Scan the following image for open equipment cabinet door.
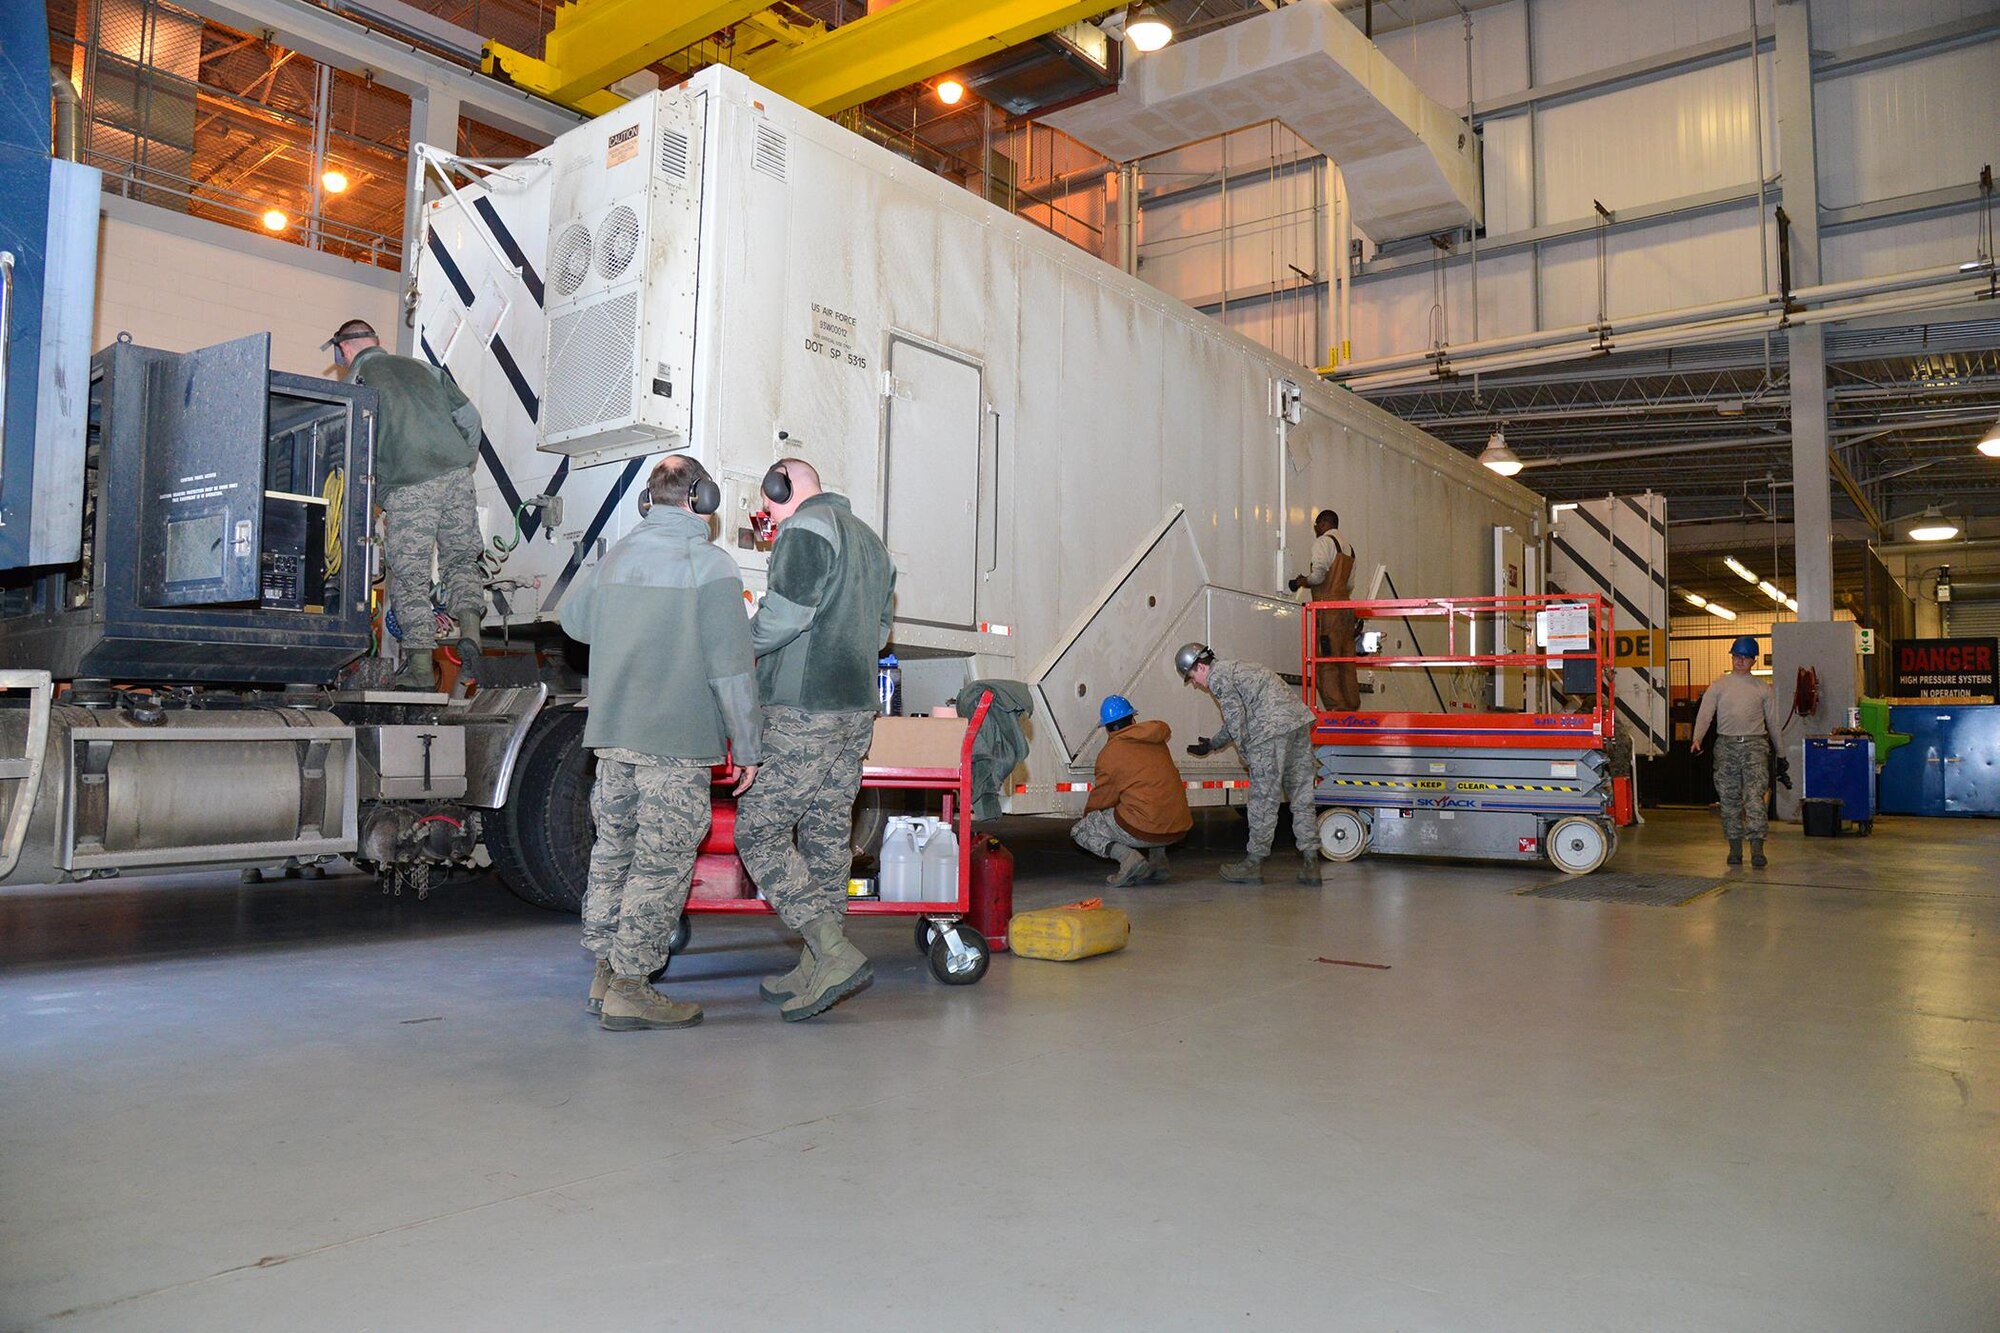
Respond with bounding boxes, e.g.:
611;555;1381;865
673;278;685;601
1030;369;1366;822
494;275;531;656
136;333;272;608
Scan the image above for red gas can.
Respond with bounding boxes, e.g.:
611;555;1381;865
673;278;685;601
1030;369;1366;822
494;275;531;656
968;837;1013;952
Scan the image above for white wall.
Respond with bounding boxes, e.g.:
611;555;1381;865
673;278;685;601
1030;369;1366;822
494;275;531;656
93;195;402;375
1125;0;1996;368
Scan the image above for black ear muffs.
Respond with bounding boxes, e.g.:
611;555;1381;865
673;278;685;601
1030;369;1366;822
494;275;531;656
761;464;792;505
690;476;721;516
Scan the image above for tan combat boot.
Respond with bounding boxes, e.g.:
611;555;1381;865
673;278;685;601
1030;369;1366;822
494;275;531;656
599;976;703;1031
1297;847;1321;884
1220;857;1265;884
452;602;485;684
1106;847;1149;887
778;918;872;1022
586;957;613;1015
759;941;815;1004
388;652;437;692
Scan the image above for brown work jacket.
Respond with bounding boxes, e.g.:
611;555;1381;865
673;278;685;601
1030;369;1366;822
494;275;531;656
1086;720;1194;843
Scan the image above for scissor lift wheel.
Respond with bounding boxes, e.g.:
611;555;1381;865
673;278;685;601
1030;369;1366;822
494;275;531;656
1546;816;1611;876
1317;807;1369;862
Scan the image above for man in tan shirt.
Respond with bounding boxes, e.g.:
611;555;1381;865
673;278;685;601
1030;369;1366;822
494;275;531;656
1691;635;1783;866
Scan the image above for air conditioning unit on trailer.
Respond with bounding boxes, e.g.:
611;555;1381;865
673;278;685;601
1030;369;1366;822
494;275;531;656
541;90;705;459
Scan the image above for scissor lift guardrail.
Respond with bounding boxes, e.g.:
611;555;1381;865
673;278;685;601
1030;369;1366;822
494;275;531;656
1302;595;1619;875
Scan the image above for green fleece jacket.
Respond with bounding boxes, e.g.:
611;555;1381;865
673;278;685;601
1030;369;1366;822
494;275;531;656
559;505;762;764
350;347;481;489
751;493;896;713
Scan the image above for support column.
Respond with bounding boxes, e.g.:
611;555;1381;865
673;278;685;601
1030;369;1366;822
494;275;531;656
400;86;461;356
1775;0;1832;621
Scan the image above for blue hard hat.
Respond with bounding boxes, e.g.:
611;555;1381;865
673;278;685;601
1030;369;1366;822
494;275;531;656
1730;635;1760;658
1098;694;1136;727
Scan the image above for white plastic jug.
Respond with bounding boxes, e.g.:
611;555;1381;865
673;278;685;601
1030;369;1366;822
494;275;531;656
880;823;923;903
920;824;959;902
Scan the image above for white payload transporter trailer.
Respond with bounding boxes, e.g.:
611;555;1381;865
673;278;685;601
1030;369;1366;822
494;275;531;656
414;67;1541;902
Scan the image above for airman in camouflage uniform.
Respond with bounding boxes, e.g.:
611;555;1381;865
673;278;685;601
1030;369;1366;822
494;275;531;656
322;319;486;691
1178;644;1322;884
380;468;486;669
582;749;713;978
1691;635;1782;867
559;455;762;1031
733;706;876;927
736;459;898;1022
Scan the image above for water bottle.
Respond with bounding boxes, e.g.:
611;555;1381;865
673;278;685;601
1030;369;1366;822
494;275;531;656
877;653;903;716
921;823;959;903
879;821;922;902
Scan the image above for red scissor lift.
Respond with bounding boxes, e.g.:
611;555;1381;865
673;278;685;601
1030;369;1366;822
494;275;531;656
677;691;996;985
1302;593;1620;875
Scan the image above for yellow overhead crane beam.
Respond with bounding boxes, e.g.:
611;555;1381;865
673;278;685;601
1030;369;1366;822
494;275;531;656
484;0;772;109
739;0;1115;115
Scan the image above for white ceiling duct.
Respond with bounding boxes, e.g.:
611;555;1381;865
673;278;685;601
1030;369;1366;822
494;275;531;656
1045;0;1479;243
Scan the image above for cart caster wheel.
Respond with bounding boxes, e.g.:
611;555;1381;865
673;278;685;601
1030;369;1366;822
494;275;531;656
927;923;990;986
669;915;692;956
915;918;937;954
1859;820;1873;836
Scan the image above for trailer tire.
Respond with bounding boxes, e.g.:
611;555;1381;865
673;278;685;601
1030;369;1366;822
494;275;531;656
487;707;594;913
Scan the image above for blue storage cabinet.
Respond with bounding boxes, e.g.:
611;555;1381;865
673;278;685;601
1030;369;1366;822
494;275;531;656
1879;706;2000;817
1804;736;1876;829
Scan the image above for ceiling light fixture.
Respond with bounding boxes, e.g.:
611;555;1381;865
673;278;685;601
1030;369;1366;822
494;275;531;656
1479;429;1523;477
1907;505;1961;542
1707;603;1737;622
1125;3;1175;51
1758;580;1787;603
1784;596;1799;613
1723;556;1759;584
321;169;349;194
1978;416;2000;458
1682;591;1708;609
261;208;289;232
934;78;965;105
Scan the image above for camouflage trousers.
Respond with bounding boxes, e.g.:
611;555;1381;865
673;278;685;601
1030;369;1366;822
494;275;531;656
1712;735;1770;841
1070;807;1178;862
1242;725;1320;859
381;466;485;651
735;706;875;933
581;749;711;978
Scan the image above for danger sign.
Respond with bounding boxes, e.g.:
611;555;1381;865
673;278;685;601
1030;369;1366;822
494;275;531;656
1890;637;1998;700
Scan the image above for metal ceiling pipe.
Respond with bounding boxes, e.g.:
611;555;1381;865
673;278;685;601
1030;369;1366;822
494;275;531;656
1332;257;1998;381
1347;279;1992;391
1871;536;2000;555
1518;433;1792;469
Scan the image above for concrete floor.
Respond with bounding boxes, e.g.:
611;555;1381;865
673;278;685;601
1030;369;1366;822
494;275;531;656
2;808;1996;1332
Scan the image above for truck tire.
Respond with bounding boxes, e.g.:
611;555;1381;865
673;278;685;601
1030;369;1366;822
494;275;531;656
487;707;594;913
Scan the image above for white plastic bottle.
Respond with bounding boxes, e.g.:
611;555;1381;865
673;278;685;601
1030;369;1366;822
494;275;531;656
880;822;923;903
921;823;959;902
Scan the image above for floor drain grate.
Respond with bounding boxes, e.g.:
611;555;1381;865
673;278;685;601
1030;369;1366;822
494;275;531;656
1517;872;1726;906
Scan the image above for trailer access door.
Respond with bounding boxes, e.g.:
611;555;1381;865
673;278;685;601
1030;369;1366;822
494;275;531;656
882;337;982;628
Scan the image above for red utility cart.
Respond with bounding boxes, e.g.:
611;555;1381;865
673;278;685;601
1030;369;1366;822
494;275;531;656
674;690;998;985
